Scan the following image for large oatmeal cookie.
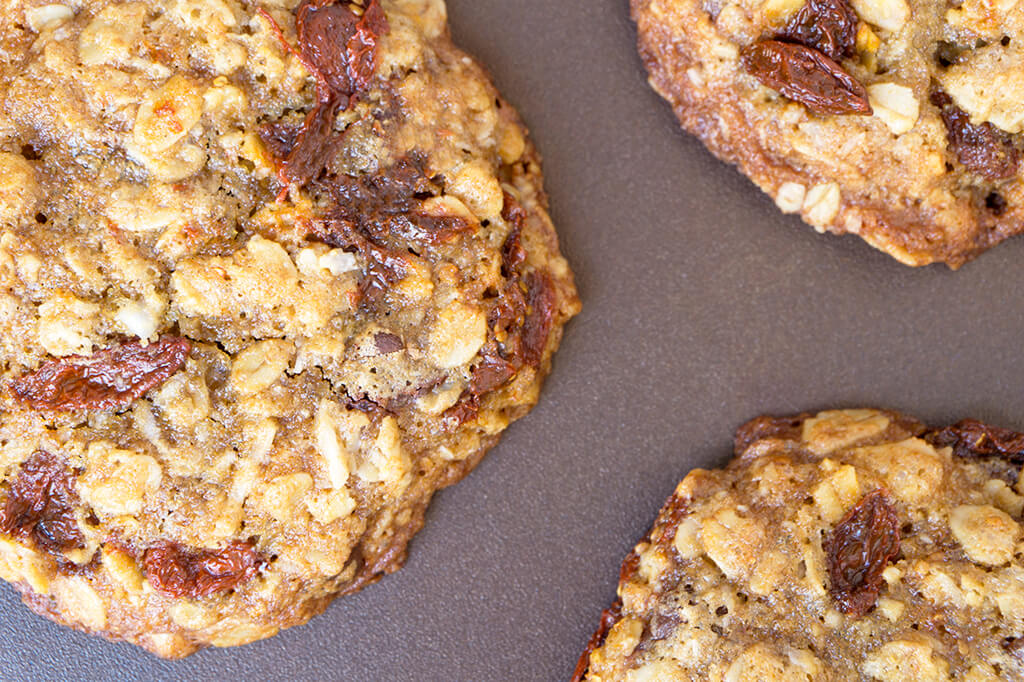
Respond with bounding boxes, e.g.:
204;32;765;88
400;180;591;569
0;0;578;657
632;0;1024;267
575;410;1024;680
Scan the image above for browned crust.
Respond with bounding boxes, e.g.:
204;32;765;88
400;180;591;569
573;491;689;681
571;598;623;682
629;0;1024;268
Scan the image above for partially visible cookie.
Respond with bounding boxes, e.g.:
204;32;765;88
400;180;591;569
632;0;1024;267
575;409;1024;680
0;0;578;657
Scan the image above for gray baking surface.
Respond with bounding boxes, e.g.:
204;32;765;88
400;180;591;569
4;1;1024;680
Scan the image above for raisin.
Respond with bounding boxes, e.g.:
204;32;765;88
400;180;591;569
259;0;388;188
469;354;518;396
823;490;901;616
315;214;409;310
925;419;1024;465
440;396;479;430
932;92;1020;181
779;0;858;60
0;451;84;555
742;40;871;115
986;191;1009;215
295;0;388;102
343;0;388;94
10;336;191;412
143;540;260;599
279;97;343;187
520;271;557;368
257;121;300;160
313;158;478;308
733;414;808;455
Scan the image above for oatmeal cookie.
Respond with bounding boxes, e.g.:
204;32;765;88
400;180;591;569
575;409;1024;680
0;0;579;657
632;0;1024;267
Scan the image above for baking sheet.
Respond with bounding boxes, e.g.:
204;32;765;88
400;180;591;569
5;1;1024;679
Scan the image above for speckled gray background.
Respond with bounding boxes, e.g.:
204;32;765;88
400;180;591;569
4;1;1024;680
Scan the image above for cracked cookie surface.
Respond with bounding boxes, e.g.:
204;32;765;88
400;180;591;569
0;0;578;657
575;409;1024;680
632;0;1024;267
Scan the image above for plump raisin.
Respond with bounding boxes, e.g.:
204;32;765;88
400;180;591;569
143;540;260;599
742;40;871;115
259;0;389;187
0;450;84;555
823;490;901;616
10;336;190;412
779;0;858;60
258;121;300;160
932;92;1020;181
295;0;388;102
925;419;1024;465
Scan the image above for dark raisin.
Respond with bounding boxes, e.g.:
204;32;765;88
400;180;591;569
925;419;1024;465
0;451;84;555
258;121;300;160
742;40;872;115
520;271;557;368
715;605;729;616
143;540;260;599
823;490;901;616
469;354;517;396
295;0;388;101
779;0;858;60
932;92;1020;181
9;336;191;412
733;414;808;454
259;0;389;188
